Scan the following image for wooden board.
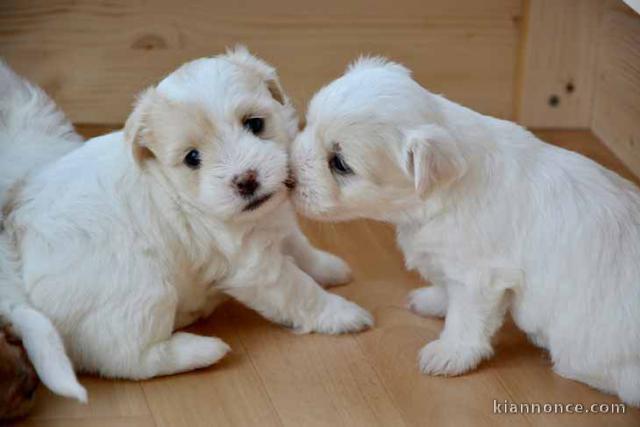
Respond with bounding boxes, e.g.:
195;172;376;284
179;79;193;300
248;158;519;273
0;0;522;124
12;127;639;427
517;0;611;128
592;8;640;178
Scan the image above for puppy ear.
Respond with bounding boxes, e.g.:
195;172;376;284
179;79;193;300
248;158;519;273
124;88;158;165
402;125;466;195
223;45;288;105
266;78;286;105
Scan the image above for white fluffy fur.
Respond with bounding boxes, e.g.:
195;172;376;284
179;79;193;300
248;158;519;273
290;57;640;406
0;62;86;402
0;63;82;214
0;49;372;383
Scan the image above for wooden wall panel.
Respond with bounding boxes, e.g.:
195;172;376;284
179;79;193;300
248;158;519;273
0;0;522;124
592;7;640;177
517;0;608;128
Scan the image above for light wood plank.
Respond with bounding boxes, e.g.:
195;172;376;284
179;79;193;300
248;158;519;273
140;304;283;427
518;0;611;128
27;379;150;421
302;220;530;427
494;343;636;427
0;0;522;124
228;288;407;427
17;416;156;427
592;8;640;178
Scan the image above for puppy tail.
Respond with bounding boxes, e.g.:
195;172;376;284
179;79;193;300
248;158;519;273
8;306;88;403
0;239;87;403
0;60;81;144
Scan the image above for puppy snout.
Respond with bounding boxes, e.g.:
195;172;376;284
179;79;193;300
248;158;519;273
233;169;260;198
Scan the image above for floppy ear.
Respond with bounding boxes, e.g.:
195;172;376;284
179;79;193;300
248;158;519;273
266;78;286;105
402;124;466;194
223;45;288;105
124;88;159;165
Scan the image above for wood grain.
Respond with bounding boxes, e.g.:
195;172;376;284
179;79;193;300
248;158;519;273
228;302;406;427
517;0;611;128
27;379;150;421
141;306;282;427
0;0;522;124
592;8;640;178
11;127;638;427
17;416;156;427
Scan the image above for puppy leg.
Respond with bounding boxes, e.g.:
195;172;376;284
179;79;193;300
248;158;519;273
283;226;352;287
72;286;229;379
132;333;230;379
407;285;448;318
222;256;371;334
90;327;230;380
419;268;512;376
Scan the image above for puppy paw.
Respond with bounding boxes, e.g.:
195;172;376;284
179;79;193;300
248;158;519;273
406;286;447;318
172;333;231;369
418;339;492;376
307;251;353;287
311;295;373;334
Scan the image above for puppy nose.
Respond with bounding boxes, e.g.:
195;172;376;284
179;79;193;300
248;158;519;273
233;169;259;197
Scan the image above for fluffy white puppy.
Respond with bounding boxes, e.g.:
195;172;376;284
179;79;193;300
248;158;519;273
0;63;86;402
0;49;372;381
290;58;640;406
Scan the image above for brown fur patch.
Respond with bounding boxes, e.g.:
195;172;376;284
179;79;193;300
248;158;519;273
266;79;285;105
125;88;158;166
125;88;217;168
0;323;39;421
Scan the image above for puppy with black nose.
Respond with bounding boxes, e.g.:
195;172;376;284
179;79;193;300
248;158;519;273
0;48;372;381
290;57;640;406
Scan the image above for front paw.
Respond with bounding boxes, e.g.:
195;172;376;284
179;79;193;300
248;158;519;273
308;251;353;287
418;339;493;376
311;295;373;334
406;286;447;318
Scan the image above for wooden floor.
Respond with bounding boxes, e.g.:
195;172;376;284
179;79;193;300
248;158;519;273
11;129;640;427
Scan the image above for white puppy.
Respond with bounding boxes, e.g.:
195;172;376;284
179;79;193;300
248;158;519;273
0;63;86;402
290;57;640;406
0;48;372;381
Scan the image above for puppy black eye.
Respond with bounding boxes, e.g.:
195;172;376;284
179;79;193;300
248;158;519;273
184;149;201;169
328;153;353;175
243;117;264;135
